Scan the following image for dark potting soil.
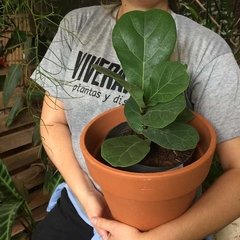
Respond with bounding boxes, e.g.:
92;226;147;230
140;142;194;168
103;122;196;171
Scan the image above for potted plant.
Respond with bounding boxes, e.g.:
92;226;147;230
80;9;217;231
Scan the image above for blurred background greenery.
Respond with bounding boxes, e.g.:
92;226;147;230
178;0;240;63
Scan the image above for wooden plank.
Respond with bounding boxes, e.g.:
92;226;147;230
32;204;48;223
28;189;50;209
0;87;23;110
12;165;45;190
12;188;50;236
12;204;48;236
0;110;34;135
2;146;40;172
0;127;34;154
0;67;8;76
4;14;30;66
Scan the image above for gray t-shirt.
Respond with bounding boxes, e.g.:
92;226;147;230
31;5;240;174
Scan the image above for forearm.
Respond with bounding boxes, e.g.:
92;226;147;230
146;169;240;240
40;122;95;205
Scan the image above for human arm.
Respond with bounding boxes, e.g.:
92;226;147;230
92;137;240;240
40;93;110;232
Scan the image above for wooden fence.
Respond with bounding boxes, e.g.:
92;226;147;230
0;87;49;237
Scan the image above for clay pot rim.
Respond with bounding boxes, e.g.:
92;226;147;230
80;106;217;179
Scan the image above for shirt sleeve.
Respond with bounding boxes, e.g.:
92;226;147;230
189;52;240;143
31;14;74;99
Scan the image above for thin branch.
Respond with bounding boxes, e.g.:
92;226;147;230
193;0;222;30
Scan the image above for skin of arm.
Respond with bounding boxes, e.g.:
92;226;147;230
40;93;110;236
92;137;240;240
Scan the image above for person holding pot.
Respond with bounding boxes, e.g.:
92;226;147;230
31;0;240;239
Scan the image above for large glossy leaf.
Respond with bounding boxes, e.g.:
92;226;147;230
143;123;199;151
145;61;190;105
0;160;22;201
112;9;177;89
92;64;145;108
101;135;150;167
0;202;23;240
141;94;186;128
124;98;144;133
3;64;23;107
176;108;194;123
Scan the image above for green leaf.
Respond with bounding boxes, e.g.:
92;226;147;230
145;61;190;105
124;98;144;133
27;88;44;104
113;9;177;89
3;64;23;107
5;30;27;55
180;3;202;22
23;36;33;63
0;202;23;240
176;108;194;123
143;123;200;151
141;94;186;128
32;123;41;146
0;160;22;201
92;64;145;108
5;96;25;127
43;171;63;195
101;135;151;167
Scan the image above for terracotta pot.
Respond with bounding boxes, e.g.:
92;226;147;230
80;106;217;231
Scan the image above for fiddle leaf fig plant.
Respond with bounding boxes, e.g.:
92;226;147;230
93;9;200;168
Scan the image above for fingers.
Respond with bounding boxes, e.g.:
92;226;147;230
91;217;115;232
91;217;116;240
91;217;141;240
96;227;109;240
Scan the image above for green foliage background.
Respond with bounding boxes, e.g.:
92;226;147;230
178;0;240;64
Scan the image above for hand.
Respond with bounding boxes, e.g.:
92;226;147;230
82;188;111;237
91;217;143;240
84;189;110;219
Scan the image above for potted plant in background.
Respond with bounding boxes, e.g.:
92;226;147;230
80;9;217;231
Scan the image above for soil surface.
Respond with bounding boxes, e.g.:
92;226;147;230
104;122;196;171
